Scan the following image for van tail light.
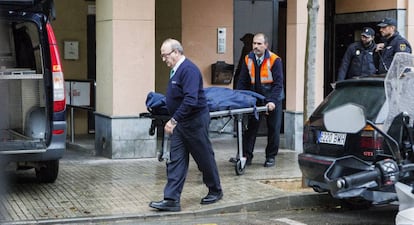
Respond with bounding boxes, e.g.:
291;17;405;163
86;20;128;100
46;23;65;112
359;124;384;158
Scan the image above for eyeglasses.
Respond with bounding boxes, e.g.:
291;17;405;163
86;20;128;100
160;50;175;59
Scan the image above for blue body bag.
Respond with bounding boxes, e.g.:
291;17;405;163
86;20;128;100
145;87;265;116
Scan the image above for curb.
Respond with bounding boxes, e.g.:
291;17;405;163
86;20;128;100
65;141;95;155
1;193;337;225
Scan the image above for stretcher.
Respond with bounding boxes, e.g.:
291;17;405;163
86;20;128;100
141;105;268;175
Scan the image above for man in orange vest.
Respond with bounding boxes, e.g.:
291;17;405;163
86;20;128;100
235;33;285;167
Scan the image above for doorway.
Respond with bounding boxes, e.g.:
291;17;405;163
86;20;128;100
87;13;96;133
233;0;287;135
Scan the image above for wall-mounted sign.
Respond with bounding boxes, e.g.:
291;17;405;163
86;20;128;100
65;80;92;107
64;41;79;60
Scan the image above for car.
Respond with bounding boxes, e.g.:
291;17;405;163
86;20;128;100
0;0;66;183
298;76;390;206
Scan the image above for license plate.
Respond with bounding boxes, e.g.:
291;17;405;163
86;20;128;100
318;131;346;145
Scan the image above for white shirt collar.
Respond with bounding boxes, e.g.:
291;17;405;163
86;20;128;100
256;55;264;62
171;56;186;77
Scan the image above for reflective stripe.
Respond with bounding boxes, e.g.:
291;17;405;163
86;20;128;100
263;60;273;83
245;51;278;84
246;58;254;80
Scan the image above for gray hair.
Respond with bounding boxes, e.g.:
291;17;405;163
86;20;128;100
162;38;184;54
254;33;269;44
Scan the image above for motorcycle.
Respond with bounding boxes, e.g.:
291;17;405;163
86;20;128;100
322;53;414;224
395;182;414;224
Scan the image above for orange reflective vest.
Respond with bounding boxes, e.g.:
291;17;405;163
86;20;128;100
245;51;279;84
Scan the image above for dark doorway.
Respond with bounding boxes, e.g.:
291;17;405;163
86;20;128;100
324;1;389;97
325;21;381;95
87;14;96;133
335;23;379;79
233;0;287;136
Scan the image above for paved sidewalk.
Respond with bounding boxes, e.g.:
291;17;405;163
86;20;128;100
0;135;331;224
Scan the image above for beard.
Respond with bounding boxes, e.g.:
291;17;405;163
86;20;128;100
381;32;393;39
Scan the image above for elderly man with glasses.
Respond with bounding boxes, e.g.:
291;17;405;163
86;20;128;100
149;38;223;212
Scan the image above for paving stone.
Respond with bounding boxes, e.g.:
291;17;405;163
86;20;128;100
0;135;324;224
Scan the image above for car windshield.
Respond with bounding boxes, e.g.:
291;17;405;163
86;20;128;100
314;84;386;121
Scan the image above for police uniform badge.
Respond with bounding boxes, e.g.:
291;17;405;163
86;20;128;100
400;44;407;51
356;50;360;55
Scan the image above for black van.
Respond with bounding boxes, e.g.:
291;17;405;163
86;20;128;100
0;0;66;183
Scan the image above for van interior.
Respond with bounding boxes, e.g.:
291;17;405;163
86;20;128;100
0;19;47;151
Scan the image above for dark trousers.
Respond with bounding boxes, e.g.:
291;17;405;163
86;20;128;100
164;111;222;201
242;101;282;160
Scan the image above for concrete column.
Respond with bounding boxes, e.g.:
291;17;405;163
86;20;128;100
407;0;414;45
285;0;324;152
94;0;156;158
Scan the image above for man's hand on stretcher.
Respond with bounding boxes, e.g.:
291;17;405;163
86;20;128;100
164;102;274;134
265;102;275;115
165;118;177;135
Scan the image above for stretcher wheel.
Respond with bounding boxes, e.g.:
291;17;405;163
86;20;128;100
157;151;164;162
149;122;156;136
235;160;245;175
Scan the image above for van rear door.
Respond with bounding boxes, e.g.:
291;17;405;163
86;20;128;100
0;0;55;19
0;0;65;183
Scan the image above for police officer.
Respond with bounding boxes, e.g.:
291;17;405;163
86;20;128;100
337;27;377;81
376;17;412;74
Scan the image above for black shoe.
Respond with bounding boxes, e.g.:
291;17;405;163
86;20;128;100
149;200;181;212
264;158;275;167
200;191;223;205
246;158;252;166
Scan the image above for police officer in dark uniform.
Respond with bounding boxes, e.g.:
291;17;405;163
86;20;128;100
376;17;412;74
337;27;377;81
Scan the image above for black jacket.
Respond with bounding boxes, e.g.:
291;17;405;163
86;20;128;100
337;41;377;81
237;50;285;104
376;31;412;74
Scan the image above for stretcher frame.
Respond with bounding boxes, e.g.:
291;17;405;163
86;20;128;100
141;105;268;175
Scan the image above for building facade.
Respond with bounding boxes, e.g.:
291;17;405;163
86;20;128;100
53;0;414;158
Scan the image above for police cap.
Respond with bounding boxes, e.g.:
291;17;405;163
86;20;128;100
377;17;397;27
361;27;375;37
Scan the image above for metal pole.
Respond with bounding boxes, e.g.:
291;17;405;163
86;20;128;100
237;114;243;160
71;107;74;143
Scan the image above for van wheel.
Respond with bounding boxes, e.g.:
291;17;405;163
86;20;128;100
36;160;59;183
